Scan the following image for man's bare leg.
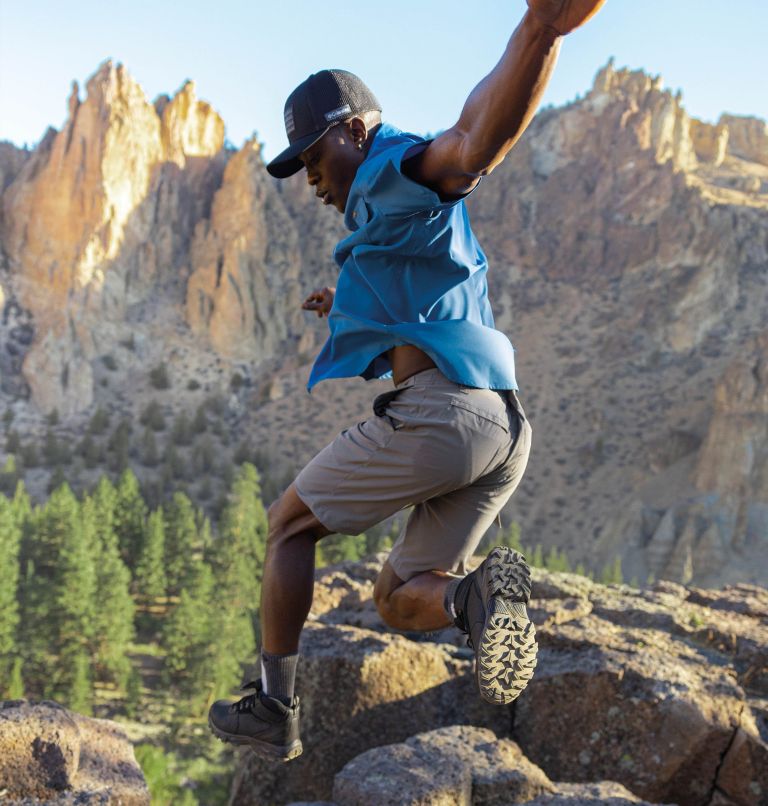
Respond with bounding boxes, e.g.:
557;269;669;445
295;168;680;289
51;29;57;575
261;483;333;654
374;561;453;631
207;483;326;759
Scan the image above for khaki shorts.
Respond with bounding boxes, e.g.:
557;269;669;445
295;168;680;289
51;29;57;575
294;368;532;580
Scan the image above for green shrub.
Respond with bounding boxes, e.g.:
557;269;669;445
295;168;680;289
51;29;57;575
149;364;171;390
140;401;166;432
88;407;110;435
5;429;21;454
134;745;196;806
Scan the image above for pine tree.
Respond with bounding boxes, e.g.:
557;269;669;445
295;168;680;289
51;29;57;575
163;559;227;715
7;657;24;698
171;411;192;446
214;464;267;630
125;666;142;719
140;400;165;432
600;556;623;586
5;429;21;454
107;420;132;473
17;484;77;692
45;485;97;710
135;509;167;603
78;434;102;468
0;494;23;694
82;495;135;688
11;480;32;525
499;522;523;553
0;455;20;496
164;492;199;595
317;534;360;566
141;427;159;467
544;547;571;573
113;469;147;574
88;406;110;435
192;404;208;434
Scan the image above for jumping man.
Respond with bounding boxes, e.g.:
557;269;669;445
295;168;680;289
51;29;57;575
209;0;607;761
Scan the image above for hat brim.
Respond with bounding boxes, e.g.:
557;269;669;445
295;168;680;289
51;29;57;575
266;127;331;178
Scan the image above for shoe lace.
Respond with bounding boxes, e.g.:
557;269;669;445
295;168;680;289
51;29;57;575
230;680;261;714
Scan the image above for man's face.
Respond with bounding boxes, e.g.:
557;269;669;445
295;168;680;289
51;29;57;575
299;122;365;214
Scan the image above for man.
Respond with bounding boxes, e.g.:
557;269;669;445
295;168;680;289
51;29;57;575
209;0;606;762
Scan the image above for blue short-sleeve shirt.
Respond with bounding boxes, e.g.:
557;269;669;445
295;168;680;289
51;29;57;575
307;122;518;391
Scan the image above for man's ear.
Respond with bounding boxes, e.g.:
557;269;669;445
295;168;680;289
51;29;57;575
347;117;368;149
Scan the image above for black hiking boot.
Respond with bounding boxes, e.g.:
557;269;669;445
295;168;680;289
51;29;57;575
208;679;303;762
453;546;537;704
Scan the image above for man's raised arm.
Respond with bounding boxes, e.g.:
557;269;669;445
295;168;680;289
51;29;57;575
404;0;607;197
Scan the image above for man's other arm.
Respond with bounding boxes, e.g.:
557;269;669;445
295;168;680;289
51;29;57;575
403;0;607;197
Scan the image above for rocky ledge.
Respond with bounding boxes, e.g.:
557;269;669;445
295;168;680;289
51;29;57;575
0;700;149;805
232;557;768;806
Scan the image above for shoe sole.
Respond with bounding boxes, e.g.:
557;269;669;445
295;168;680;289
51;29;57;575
207;715;303;762
476;547;538;705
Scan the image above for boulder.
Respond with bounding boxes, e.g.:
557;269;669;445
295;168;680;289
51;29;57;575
0;700;149;805
515;571;768;806
332;725;552;805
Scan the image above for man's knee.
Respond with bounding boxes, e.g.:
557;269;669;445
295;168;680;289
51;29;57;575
373;587;398;627
266;484;332;549
373;563;407;628
266;496;288;545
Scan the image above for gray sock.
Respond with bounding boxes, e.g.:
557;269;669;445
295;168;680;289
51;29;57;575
260;650;299;705
444;577;462;621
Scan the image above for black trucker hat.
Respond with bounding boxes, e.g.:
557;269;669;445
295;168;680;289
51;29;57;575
266;69;381;179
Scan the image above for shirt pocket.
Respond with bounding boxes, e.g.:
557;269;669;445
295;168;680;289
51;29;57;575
350;197;373;226
449;398;509;432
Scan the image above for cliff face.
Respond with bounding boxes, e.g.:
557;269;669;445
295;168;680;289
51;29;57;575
186;138;306;361
1;62;229;414
1;60;766;588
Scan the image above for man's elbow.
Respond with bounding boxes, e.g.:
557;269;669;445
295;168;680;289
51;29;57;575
458;138;509;180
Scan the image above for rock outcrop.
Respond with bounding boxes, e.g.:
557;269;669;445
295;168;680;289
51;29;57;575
1;61;228;414
719;114;768;167
0;142;30;195
0;699;149;804
186;137;304;361
230;558;768;806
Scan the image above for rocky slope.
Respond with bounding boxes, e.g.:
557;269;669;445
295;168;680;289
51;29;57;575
229;556;767;806
0;60;766;587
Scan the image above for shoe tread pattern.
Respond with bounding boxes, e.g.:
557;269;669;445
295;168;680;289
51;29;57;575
208;715;303;762
477;547;538;705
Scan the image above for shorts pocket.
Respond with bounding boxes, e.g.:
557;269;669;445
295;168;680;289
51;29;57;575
449;398;509;432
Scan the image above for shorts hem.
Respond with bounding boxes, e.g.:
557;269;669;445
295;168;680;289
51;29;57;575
293;483;343;535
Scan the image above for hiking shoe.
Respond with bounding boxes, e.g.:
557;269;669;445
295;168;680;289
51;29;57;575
454;547;537;704
208;679;303;762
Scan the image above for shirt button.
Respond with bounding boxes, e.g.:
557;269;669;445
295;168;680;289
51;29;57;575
352;211;357;218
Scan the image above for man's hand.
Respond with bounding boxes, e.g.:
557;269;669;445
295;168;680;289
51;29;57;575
526;0;607;36
302;286;335;318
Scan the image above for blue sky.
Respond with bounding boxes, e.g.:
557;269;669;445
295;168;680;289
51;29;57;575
1;1;766;161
